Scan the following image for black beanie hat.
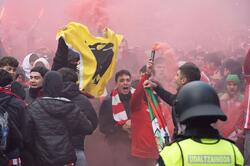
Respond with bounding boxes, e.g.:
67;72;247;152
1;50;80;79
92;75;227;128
30;66;49;77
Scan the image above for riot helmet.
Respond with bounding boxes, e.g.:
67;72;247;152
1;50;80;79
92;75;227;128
174;81;227;124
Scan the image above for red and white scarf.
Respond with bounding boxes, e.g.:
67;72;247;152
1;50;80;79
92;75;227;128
9;158;21;166
111;88;135;125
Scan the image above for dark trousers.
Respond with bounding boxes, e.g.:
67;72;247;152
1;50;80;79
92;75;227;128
244;129;250;165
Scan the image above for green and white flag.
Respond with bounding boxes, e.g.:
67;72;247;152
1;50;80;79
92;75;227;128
145;88;170;152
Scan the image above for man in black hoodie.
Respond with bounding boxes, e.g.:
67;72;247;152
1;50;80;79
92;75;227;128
22;71;93;166
58;67;98;166
0;69;25;166
52;38;80;72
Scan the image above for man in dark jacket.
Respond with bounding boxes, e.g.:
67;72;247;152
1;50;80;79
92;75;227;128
58;67;98;166
99;69;140;166
24;66;49;104
144;62;201;139
0;69;25;166
22;71;93;166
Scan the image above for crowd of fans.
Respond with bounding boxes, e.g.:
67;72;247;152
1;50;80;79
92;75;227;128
0;36;248;166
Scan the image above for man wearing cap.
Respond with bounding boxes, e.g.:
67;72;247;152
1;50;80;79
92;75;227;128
157;81;244;166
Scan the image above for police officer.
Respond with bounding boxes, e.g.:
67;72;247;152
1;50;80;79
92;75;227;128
157;81;244;166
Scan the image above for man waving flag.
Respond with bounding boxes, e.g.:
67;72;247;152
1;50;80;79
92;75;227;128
56;22;123;97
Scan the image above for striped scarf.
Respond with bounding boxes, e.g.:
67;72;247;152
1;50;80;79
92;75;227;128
111;88;135;125
9;158;21;166
8;157;74;166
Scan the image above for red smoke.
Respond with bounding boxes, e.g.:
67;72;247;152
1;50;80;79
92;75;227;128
0;0;249;60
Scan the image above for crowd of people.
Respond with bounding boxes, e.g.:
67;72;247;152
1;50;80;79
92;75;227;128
0;36;248;166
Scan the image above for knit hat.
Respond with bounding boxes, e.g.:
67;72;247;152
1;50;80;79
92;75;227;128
226;74;240;85
33;57;50;70
30;66;49;78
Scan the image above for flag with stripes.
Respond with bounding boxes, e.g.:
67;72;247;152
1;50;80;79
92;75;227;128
145;88;170;151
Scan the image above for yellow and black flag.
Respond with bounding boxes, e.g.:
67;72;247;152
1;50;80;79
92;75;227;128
56;22;123;97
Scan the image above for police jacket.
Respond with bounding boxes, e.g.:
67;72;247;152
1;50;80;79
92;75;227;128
158;125;244;166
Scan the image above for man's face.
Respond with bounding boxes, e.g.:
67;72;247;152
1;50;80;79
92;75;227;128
226;81;239;97
1;65;17;80
116;74;132;95
194;56;204;67
174;70;187;90
154;63;166;81
30;72;43;88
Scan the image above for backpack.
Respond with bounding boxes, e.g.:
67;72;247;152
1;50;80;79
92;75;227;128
0;104;9;166
0;105;8;151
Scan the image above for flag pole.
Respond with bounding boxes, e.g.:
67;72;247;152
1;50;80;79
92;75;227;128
244;49;250;129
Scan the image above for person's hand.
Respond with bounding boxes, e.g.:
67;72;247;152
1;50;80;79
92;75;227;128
124;120;131;128
143;79;158;89
122;120;131;136
122;120;131;131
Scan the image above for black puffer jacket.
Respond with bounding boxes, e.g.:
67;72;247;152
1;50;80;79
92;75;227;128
0;91;25;159
23;97;93;166
62;82;98;150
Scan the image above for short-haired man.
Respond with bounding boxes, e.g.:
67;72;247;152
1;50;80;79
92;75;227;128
0;56;25;99
99;69;139;166
144;62;201;139
25;66;49;104
0;56;19;80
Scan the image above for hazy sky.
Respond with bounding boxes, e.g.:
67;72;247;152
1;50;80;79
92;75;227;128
0;0;249;58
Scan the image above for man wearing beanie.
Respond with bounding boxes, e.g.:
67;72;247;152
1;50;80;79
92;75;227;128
22;71;93;166
24;66;49;104
218;74;244;152
220;74;243;101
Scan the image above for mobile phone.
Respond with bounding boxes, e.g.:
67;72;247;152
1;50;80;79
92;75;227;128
150;50;155;62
